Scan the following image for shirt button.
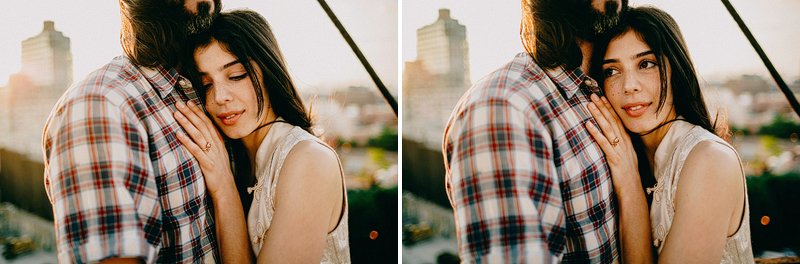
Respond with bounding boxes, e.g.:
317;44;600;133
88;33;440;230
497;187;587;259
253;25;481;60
582;77;601;93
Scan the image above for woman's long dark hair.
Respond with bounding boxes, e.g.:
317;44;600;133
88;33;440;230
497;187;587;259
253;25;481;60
181;9;314;210
590;6;728;201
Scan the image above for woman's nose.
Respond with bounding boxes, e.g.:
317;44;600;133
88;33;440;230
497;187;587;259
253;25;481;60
622;73;642;94
211;84;233;105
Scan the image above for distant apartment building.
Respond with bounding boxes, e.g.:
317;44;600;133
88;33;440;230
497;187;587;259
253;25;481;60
415;9;469;88
0;21;72;159
21;21;72;90
404;9;470;148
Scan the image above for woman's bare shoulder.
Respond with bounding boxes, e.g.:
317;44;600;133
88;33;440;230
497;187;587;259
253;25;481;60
280;139;341;189
677;139;744;206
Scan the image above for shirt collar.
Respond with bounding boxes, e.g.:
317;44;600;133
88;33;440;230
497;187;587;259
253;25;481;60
543;66;601;99
137;65;194;98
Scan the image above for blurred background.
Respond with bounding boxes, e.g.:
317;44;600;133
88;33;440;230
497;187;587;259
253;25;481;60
0;0;398;262
401;1;800;263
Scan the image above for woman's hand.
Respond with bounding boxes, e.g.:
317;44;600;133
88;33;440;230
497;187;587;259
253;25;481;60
175;101;254;263
584;93;642;196
586;93;654;263
173;100;235;198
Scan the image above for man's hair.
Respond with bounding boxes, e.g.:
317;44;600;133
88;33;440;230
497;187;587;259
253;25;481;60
119;0;184;68
521;0;626;69
119;0;220;68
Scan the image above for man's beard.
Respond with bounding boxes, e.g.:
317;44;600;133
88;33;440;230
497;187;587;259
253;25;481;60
591;0;626;35
184;0;221;34
575;0;628;40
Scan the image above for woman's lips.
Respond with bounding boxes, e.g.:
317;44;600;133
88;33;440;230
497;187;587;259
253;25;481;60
217;110;244;126
622;102;651;118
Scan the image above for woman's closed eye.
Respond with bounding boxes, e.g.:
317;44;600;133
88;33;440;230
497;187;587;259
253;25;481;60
229;73;247;81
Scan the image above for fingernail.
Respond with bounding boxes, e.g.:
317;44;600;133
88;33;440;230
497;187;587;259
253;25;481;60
187;101;195;107
176;102;185;109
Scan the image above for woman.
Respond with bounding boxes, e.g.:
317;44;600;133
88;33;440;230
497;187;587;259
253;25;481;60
585;6;753;263
173;10;351;263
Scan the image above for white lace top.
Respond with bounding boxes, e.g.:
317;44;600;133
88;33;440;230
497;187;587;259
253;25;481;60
648;120;753;263
246;121;351;263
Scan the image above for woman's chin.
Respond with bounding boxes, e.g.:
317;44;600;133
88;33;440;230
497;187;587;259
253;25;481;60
222;130;246;140
621;122;650;135
627;125;660;136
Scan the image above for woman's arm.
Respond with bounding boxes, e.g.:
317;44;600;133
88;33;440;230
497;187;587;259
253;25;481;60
173;101;254;263
209;183;254;263
256;140;344;263
657;141;745;263
585;94;654;263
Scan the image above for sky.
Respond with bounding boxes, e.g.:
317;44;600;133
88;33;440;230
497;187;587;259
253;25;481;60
0;0;398;96
402;0;800;84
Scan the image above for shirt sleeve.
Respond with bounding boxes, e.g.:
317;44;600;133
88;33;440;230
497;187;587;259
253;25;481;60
443;97;563;263
43;91;162;263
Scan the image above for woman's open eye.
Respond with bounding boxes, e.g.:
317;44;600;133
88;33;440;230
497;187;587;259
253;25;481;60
229;73;247;81
640;60;658;69
603;67;619;78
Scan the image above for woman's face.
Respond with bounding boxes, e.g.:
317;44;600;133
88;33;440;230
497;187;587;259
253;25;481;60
194;40;268;139
601;29;675;134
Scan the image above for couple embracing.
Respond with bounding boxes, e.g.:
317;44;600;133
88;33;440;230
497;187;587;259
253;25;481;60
43;0;349;263
444;0;754;263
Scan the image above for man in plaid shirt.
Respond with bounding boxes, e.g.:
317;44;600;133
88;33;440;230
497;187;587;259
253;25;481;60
443;0;628;262
42;0;222;263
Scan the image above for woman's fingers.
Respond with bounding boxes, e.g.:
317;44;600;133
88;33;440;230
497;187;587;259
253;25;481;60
585;121;617;163
186;101;219;140
598;96;636;155
176;101;214;144
587;101;619;147
174;110;209;151
590;93;622;139
600;96;627;135
176;131;209;164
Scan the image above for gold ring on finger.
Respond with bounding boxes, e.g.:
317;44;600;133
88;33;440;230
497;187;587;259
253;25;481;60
611;137;620;147
201;142;211;152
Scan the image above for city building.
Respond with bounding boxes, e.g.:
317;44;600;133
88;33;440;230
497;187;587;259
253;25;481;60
21;21;72;90
0;21;72;159
403;9;470;148
415;9;469;88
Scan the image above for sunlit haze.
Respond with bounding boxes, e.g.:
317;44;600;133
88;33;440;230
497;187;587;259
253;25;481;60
402;0;800;84
0;0;398;95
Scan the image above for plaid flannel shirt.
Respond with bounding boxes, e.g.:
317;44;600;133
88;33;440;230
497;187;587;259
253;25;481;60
43;56;219;263
443;52;619;263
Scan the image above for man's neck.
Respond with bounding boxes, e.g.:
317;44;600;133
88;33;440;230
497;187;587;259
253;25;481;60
578;39;593;73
